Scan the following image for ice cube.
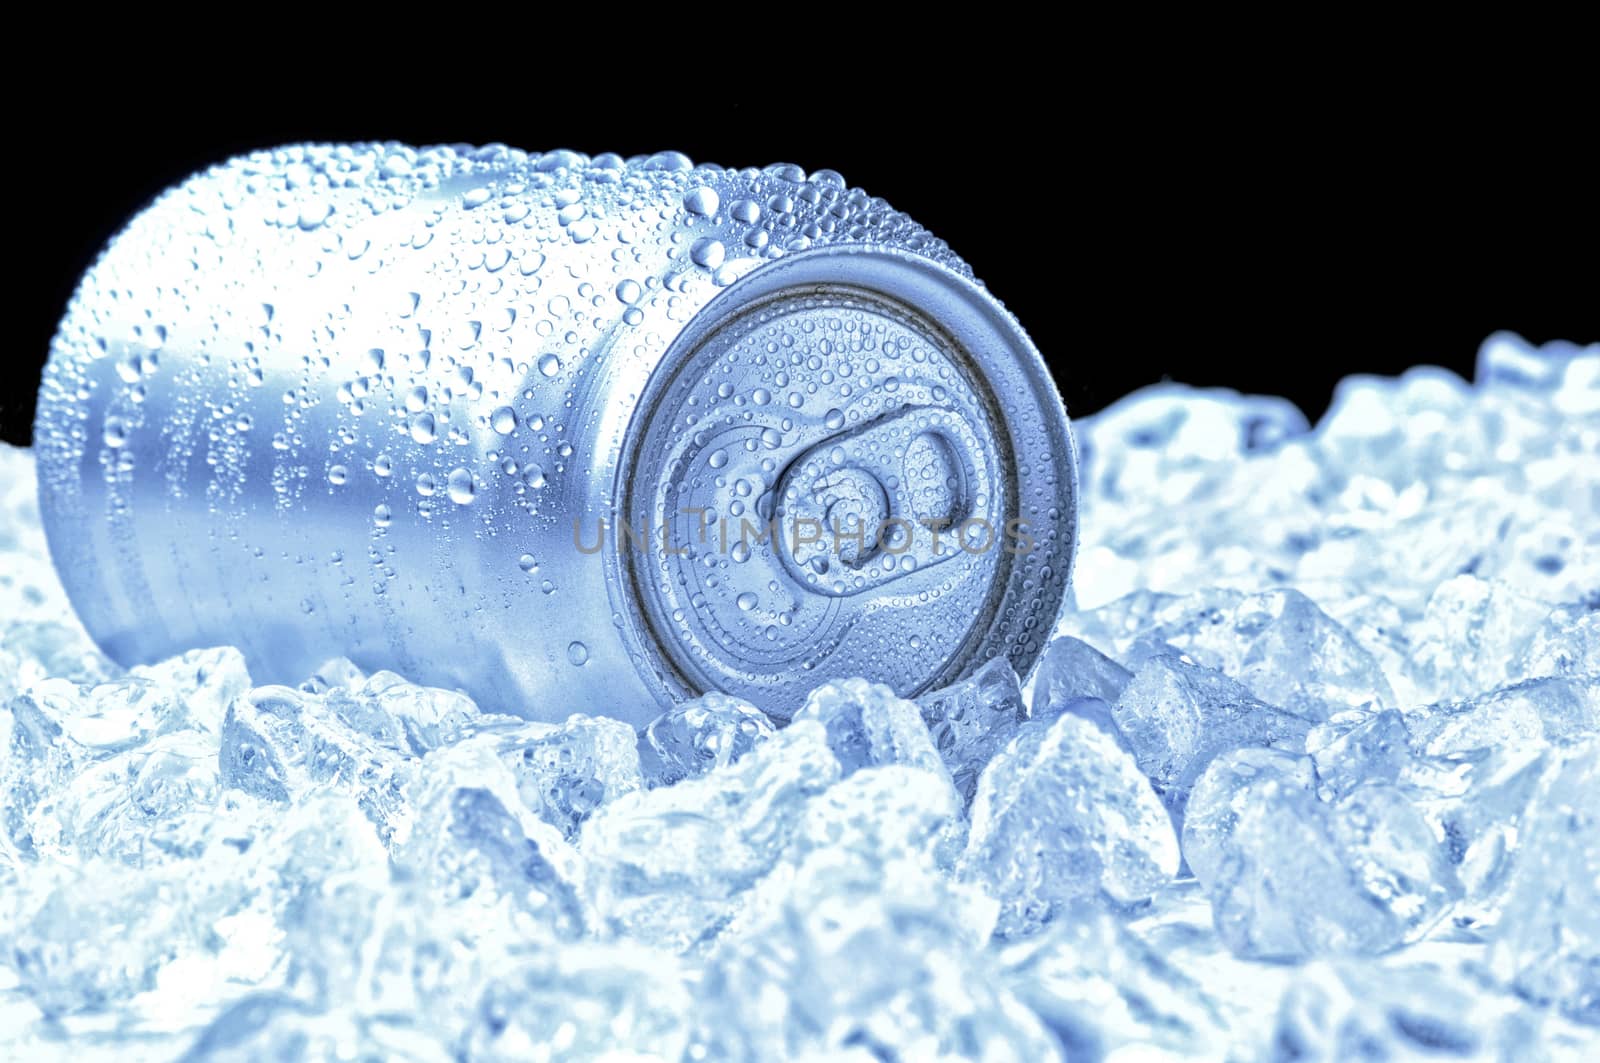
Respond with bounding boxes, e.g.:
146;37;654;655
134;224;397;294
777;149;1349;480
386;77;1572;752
1030;635;1132;718
1112;654;1314;821
1181;747;1318;888
254;792;392;1002
1271;959;1569;1061
219;685;413;842
54;730;221;866
1401;744;1551;931
1488;741;1600;1026
1405;676;1599;756
130;646;252;733
324;669;479;755
1184;748;1458;959
916;657;1027;803
1408;574;1551;701
793;677;951;781
998;901;1228;1059
790;764;960;868
700;851;1060;1061
1306;708;1412;797
1064;587;1394;720
637;691;775;788
493;714;642;840
1511;603;1600;682
392;738;588;941
961;712;1179;937
9;853;253;1018
580;720;840;952
12;668;232;756
464;945;693;1061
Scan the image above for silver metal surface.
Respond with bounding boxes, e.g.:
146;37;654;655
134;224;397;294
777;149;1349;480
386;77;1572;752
35;144;1076;724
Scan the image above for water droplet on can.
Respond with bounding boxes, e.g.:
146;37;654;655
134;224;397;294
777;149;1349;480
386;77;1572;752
683;187;720;217
690;238;726;270
446;467;476;504
408;413;437;444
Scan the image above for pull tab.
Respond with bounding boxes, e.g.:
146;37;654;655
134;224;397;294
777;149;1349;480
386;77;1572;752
773;405;993;597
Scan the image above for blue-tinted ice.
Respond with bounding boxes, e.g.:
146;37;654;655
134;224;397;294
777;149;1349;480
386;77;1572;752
3;331;1598;1058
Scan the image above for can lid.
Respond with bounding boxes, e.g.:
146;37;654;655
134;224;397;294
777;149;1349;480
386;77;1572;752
621;249;1075;717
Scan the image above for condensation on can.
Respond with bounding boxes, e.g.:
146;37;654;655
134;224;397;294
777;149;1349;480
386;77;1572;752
34;144;1077;726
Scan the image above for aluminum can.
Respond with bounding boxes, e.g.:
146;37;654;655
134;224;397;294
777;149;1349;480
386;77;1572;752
35;144;1076;726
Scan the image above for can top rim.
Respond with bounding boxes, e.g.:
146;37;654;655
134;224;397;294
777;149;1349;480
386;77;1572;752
613;245;1077;717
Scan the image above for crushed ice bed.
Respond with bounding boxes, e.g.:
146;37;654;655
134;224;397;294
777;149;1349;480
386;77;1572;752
1;332;1596;1060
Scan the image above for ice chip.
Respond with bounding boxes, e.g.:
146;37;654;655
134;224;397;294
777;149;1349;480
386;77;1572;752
580;719;840;951
1476;330;1600;401
1031;634;1132;718
393;738;589;940
12;671;221;754
1306;707;1412;797
219;685;413;842
322;669;479;755
464;945;693;1061
1223;588;1397;718
638;691;775;787
999;902;1228;1059
56;729;221;866
1488;741;1600;1025
1065;587;1394;720
1405;676;1599;756
1511;603;1600;682
916;656;1027;802
793;676;950;780
1401;743;1551;930
4;683;94;857
790;764;961;868
700;851;1061;1061
1271;959;1568;1062
1409;574;1551;702
492;714;642;840
961;712;1179;937
1181;747;1318;888
1185;748;1459;960
1112;654;1313;821
130;646;252;733
256;793;391;1001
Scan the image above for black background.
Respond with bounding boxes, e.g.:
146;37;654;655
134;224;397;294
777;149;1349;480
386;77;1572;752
7;83;1593;445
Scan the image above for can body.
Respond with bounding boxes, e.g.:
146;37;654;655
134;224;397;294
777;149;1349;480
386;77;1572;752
35;144;1076;726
